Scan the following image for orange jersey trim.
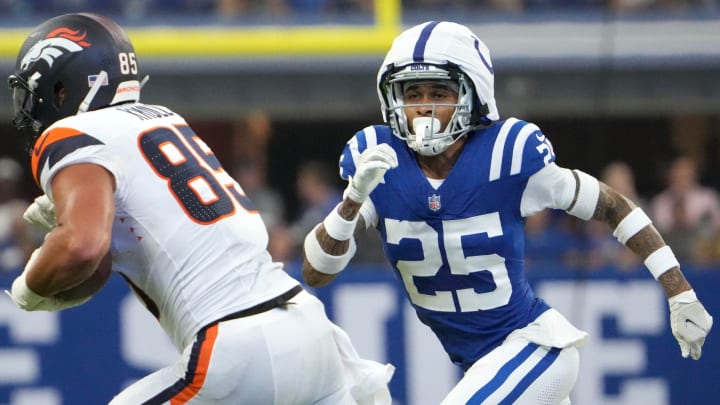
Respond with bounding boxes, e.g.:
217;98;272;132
31;127;86;186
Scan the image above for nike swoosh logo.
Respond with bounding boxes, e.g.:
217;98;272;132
685;318;708;333
34;133;49;156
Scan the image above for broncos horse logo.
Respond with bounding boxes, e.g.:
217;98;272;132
20;27;91;71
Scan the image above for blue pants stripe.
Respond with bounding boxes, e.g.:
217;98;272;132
499;347;562;404
465;342;539;404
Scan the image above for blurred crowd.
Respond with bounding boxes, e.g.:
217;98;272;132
0;0;373;19
4;111;720;278
525;156;720;274
0;157;41;275
1;0;717;20
405;0;719;14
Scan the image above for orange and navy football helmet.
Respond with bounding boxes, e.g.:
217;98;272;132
8;13;142;150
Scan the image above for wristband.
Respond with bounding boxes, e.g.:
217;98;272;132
304;225;357;275
322;204;358;241
5;275;91;312
644;246;680;279
7;271;47;310
613;207;652;245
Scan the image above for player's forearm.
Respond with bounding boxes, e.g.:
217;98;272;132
301;225;348;287
624;225;691;296
25;227;109;296
301;261;338;287
302;198;364;287
339;197;363;221
593;183;691;297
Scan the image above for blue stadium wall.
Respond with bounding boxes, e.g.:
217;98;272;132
1;264;717;405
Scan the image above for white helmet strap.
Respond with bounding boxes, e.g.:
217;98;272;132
77;70;107;114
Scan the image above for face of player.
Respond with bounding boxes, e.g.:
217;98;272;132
402;81;459;134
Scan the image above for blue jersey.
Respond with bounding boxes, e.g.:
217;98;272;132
339;118;556;370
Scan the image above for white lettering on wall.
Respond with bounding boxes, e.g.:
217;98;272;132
0;299;61;405
404;303;459;404
119;293;177;371
335;284;395;363
332;283;459;405
537;280;669;405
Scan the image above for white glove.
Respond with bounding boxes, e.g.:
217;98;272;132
4;249;90;311
23;195;57;232
345;144;398;203
669;290;713;360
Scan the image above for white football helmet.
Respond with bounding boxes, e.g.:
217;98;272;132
377;21;499;156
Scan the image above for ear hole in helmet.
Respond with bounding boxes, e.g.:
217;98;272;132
53;82;65;108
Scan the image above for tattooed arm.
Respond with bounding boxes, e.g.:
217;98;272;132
302;199;365;288
593;183;692;298
553;165;713;360
302;144;397;288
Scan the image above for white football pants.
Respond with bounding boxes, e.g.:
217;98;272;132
109;290;393;405
441;336;580;405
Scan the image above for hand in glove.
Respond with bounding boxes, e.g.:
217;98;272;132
23;195;57;232
669;290;713;360
345;144;398;203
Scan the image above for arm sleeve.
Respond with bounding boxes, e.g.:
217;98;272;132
520;163;577;217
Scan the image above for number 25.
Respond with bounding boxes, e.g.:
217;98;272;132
385;213;512;312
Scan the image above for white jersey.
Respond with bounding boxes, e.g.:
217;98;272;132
31;103;299;349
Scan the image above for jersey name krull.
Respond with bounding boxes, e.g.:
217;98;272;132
117;104;175;120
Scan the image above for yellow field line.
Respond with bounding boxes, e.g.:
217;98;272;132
0;0;400;58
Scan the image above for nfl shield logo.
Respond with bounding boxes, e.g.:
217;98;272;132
428;194;441;212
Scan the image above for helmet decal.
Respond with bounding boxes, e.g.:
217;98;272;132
412;21;441;61
20;28;91;71
472;37;494;75
47;27;91;45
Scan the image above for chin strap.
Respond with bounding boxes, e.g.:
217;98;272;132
77;70;107;114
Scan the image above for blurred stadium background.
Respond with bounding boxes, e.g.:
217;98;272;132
0;1;719;404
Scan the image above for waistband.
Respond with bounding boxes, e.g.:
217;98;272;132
202;284;304;331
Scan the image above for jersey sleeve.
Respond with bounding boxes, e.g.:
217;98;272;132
520;163;577;217
339;125;390;182
338;125;389;229
338;138;358;182
31;124;119;196
487;118;557;183
513;119;556;179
